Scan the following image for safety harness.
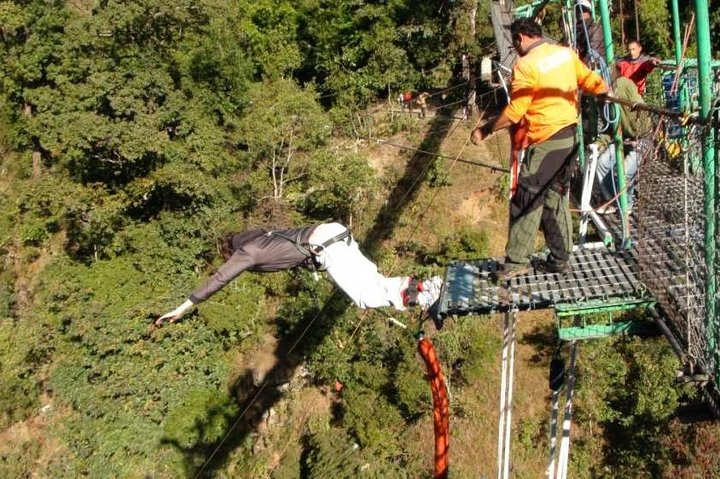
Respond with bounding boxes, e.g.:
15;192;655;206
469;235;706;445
269;226;353;270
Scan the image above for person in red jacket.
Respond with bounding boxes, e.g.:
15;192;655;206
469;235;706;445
617;40;660;95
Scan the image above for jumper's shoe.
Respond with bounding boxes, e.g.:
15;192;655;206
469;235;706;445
401;277;422;308
417;276;444;330
401;276;442;306
401;276;445;329
416;276;443;311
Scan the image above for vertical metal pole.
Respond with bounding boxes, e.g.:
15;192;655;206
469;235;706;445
619;0;625;45
497;312;509;479
503;310;516;479
597;0;629;240
569;0;586;170
596;0;614;62
694;0;717;376
671;0;682;66
466;1;478;119
670;0;689;119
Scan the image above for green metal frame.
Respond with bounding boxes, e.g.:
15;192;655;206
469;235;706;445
513;0;553;20
558;320;656;341
694;0;718;388
508;0;719;390
555;299;655;341
555;298;655;317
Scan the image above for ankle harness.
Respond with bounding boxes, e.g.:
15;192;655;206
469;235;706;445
402;277;423;307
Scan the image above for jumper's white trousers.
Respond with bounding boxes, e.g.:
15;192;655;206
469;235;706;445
309;223;408;311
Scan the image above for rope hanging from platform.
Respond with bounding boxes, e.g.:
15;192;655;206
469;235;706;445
497;309;518;479
546;341;578;479
579;143;601;245
546;386;561;478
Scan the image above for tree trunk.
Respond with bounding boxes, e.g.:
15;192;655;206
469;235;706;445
464;2;478;119
619;0;626;45
32;151;41;177
23;103;42;177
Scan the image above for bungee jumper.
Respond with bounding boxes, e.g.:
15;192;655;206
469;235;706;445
156;222;443;325
158;222;451;476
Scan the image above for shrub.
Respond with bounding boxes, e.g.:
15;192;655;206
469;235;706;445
436;226;490;262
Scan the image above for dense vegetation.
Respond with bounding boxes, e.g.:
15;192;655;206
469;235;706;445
1;1;719;477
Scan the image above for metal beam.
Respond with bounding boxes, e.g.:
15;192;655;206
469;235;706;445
694;0;718;390
555;299;655;317
671;0;682;67
558;320;656;341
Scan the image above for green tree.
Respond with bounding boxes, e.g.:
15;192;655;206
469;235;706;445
238;78;331;202
301;149;376;222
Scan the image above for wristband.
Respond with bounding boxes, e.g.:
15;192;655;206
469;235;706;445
480;122;493;137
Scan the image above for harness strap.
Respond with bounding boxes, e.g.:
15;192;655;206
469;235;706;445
307;228;352;255
268;228;315;258
269;226;353;270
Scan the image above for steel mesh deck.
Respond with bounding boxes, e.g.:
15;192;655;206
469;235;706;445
437;243;644;317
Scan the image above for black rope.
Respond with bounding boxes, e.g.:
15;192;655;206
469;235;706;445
602;94;715;127
363;137;510;173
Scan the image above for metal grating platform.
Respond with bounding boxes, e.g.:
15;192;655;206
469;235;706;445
437;243;647;317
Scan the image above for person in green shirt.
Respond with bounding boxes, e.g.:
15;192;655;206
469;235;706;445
593;75;653;213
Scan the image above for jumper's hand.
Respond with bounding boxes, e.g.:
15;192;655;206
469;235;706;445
155;311;182;326
155;300;194;326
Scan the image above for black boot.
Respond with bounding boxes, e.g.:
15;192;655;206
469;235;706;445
543;255;571;274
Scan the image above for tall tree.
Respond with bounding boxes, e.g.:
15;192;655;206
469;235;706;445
238;78;330;202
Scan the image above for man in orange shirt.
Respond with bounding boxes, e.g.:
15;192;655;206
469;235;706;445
471;19;608;278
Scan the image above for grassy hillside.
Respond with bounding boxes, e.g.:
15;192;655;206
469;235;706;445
3;104;719;478
2;3;719;475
